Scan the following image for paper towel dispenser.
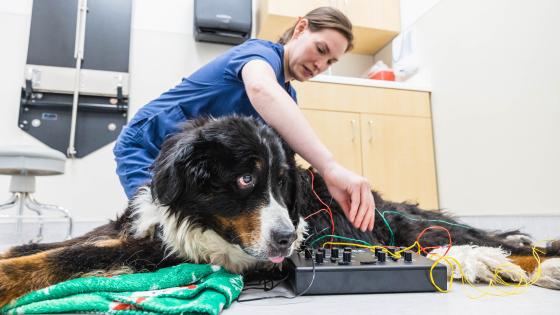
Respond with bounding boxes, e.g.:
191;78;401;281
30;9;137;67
194;0;252;45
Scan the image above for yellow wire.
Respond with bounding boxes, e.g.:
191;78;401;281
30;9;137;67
319;241;544;298
428;246;544;299
320;241;423;259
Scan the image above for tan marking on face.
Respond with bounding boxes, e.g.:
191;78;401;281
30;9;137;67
255;159;263;171
0;249;63;307
216;212;262;247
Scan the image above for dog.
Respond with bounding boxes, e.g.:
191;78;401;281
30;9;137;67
1;115;559;306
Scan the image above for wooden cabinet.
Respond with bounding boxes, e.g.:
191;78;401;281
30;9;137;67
257;0;401;55
300;109;363;175
360;114;438;210
293;80;439;209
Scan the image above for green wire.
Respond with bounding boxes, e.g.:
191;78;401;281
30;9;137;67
309;234;373;247
381;210;472;229
377;209;472;246
307;208;471;248
376;208;396;246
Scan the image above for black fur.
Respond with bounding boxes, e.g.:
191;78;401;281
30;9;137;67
0;115;556;305
297;170;534;256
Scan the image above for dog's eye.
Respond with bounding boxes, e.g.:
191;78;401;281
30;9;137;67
237;174;255;189
278;176;287;187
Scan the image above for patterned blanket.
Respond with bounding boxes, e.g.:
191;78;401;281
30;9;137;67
0;263;243;314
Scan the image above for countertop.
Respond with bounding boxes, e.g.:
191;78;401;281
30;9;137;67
309;74;431;92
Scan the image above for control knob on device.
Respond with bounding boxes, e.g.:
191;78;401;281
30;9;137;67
315;250;324;264
331;247;339;258
404;251;413;262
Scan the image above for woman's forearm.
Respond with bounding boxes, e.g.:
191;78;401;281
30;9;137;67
242;60;336;175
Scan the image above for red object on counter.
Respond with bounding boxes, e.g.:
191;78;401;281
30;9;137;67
368;70;395;81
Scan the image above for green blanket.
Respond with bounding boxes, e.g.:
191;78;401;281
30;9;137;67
0;263;243;315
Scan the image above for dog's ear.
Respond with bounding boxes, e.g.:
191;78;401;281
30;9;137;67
151;135;212;207
280;139;296;161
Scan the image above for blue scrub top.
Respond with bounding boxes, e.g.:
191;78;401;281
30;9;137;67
113;39;297;198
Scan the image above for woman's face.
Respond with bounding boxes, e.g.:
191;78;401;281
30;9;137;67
284;20;349;82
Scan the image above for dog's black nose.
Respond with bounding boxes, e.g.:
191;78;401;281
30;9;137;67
271;229;296;250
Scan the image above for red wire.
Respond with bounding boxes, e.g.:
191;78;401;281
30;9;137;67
415;225;453;256
305;171;454;257
307;169;335;244
304;208;328;220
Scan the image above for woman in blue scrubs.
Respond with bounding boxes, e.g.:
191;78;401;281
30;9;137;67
114;7;375;232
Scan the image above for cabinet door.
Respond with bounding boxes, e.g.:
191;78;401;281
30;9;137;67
339;0;400;31
298;109;363;175
258;0;330;41
264;0;330;17
361;114;439;209
335;0;400;54
257;0;399;54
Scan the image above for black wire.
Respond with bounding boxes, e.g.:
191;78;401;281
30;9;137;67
237;251;317;302
237;195;331;303
242;273;290;292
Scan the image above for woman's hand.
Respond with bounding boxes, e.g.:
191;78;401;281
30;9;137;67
241;61;375;231
321;162;375;232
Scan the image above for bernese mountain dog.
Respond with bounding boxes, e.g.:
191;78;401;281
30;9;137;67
0;116;558;305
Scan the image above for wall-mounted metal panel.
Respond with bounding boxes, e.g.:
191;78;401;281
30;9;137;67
21;0;132;158
19;90;128;158
27;0;79;68
82;0;132;72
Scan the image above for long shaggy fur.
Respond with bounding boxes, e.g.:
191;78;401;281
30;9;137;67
1;116;558;306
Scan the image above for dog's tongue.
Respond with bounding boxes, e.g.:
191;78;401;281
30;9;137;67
268;256;285;263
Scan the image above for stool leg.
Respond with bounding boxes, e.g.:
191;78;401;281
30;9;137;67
16;193;25;236
23;194;45;243
0;194;18;211
27;196;73;240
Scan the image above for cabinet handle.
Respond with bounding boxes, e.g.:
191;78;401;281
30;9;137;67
350;119;357;142
368;120;374;142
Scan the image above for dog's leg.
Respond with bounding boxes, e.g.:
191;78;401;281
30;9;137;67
428;246;560;290
1;242;65;260
508;254;560;290
428;245;529;284
0;248;64;306
0;237;182;307
1;223;122;260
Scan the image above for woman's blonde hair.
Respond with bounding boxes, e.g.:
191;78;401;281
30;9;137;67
277;7;354;52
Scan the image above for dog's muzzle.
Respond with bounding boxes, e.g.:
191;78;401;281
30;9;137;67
267;228;296;263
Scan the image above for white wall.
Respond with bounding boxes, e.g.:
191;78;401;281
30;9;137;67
385;0;560;215
0;0;233;221
0;0;373;222
400;0;441;30
6;0;556;221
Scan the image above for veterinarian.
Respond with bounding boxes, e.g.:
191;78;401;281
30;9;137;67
113;7;375;232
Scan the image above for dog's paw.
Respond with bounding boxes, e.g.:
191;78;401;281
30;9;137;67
532;258;560;290
428;245;528;283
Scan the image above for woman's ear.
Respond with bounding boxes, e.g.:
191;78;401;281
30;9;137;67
291;17;309;40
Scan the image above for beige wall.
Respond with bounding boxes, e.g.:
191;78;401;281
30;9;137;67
380;0;560;215
0;0;373;222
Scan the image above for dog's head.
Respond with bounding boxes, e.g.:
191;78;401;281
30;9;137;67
149;116;305;271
